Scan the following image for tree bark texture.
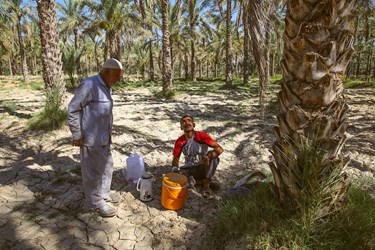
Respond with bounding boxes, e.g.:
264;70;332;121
225;0;233;87
243;2;250;85
161;0;172;90
37;0;65;94
269;0;357;218
189;0;196;81
16;18;29;82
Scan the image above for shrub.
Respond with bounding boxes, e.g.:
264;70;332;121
204;180;375;249
28;87;66;131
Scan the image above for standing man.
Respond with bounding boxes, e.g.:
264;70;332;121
172;115;224;198
68;58;122;217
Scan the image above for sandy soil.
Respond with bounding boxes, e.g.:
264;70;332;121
0;76;374;249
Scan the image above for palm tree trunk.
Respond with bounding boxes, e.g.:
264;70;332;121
264;14;271;83
73;28;82;77
269;0;357;219
225;0;233;87
348;14;359;77
106;30;121;61
189;0;196;82
178;58;182;78
247;0;267;113
8;57;13;76
356;49;361;76
243;3;250;85
161;0;172;90
149;38;155;81
140;0;155;81
364;4;371;80
94;41;100;72
191;41;196;81
115;32;122;61
37;0;65;97
104;42;108;62
270;53;275;76
170;40;174;79
214;53;219;77
16;18;29;82
184;53;189;79
366;47;372;80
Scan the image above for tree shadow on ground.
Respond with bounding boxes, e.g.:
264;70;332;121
0;130;106;249
1;84;373;249
0;99;42;120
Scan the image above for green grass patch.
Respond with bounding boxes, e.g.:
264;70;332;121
17;78;44;90
154;89;177;99
115;76;284;96
28;107;66;131
29;81;44;90
270;74;283;83
344;77;375;88
3;101;18;114
114;79;161;91
27;88;66;131
204;180;375;249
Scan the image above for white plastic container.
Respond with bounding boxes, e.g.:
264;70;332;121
125;153;145;184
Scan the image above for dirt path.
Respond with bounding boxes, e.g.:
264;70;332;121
0;78;374;249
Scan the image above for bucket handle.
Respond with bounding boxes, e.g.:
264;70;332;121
136;178;142;191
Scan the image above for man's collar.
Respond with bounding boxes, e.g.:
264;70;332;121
184;131;195;140
97;74;110;89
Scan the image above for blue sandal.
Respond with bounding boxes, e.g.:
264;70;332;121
95;204;117;217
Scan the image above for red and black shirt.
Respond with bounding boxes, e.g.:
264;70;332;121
173;131;215;158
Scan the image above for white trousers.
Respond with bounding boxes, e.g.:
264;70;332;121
80;145;113;209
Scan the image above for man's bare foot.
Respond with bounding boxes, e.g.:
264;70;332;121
202;179;212;198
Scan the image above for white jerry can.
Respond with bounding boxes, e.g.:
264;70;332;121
124;152;145;184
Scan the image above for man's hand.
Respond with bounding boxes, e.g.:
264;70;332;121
202;155;210;166
72;138;83;147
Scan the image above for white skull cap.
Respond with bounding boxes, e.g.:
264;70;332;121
102;58;123;70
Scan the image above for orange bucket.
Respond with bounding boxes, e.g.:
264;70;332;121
161;173;188;210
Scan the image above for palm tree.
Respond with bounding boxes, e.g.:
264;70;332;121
58;0;86;50
84;0;132;61
23;21;41;75
136;0;156;81
188;0;197;81
58;0;86;77
269;0;357;220
161;0;172;90
84;27;104;72
37;0;65;93
245;0;273;115
241;0;250;85
182;0;211;81
6;0;30;82
0;11;15;75
348;0;373;79
224;0;233;87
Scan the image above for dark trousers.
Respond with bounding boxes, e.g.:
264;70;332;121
180;157;219;181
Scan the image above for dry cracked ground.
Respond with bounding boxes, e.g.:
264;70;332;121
0;76;374;249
